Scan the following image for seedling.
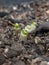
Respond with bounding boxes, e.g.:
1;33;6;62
14;23;19;30
19;29;28;41
25;25;32;33
25;22;37;33
32;21;37;26
31;22;37;31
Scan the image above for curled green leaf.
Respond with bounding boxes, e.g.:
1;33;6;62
21;29;28;35
14;23;19;30
32;22;37;26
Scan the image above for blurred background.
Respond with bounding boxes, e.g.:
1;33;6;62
0;0;49;6
0;0;33;6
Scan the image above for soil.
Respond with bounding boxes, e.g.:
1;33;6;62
0;0;49;65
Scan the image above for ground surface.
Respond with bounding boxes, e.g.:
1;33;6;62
0;0;49;65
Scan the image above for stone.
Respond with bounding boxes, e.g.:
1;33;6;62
0;53;5;65
35;37;41;44
40;61;48;65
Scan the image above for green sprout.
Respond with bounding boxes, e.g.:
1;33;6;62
14;23;19;30
30;22;37;31
25;25;31;29
20;29;28;41
25;25;32;33
32;22;37;26
19;22;37;41
21;29;28;35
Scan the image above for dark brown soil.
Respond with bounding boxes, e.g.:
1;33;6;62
0;0;49;65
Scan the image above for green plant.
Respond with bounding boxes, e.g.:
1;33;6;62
14;23;19;30
32;21;37;26
19;29;28;41
31;22;37;31
21;29;28;36
25;25;32;33
24;22;37;33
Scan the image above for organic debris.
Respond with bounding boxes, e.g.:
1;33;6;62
0;0;49;65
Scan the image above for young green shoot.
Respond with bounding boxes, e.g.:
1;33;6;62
32;21;37;26
14;23;19;30
20;29;28;41
25;25;32;33
21;29;28;35
31;21;37;31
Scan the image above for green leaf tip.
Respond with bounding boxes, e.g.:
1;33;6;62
14;23;19;29
32;22;37;26
21;29;28;35
25;25;31;30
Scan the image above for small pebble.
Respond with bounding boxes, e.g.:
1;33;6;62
46;10;49;14
40;61;48;65
35;37;41;44
4;47;9;53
